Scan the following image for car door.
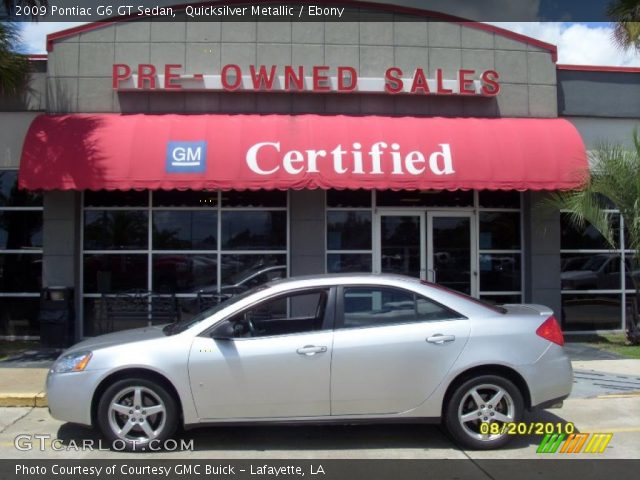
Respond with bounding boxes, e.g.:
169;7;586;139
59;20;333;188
188;287;335;420
330;285;470;416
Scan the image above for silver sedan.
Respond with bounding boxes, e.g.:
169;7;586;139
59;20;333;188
46;274;572;451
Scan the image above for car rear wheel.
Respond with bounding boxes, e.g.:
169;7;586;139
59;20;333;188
444;375;523;450
97;378;178;451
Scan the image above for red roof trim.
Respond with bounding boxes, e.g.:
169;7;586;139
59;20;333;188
557;64;640;73
45;0;557;61
26;54;48;61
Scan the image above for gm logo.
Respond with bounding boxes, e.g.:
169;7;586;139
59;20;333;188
166;141;207;173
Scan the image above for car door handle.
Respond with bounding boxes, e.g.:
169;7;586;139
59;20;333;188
427;334;456;344
296;345;327;356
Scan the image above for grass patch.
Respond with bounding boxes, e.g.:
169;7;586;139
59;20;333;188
0;340;40;361
568;333;640;359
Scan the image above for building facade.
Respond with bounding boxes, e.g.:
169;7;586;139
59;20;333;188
1;4;639;341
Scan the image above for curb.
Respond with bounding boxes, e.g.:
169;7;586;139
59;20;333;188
596;391;640;399
0;393;47;408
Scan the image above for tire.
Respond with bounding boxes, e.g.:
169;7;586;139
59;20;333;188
97;378;178;452
444;374;523;450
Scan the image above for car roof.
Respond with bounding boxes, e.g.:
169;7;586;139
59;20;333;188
270;272;421;285
262;273;501;318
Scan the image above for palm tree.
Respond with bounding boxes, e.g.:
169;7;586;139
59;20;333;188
1;1;49;96
0;22;29;96
548;131;640;344
608;0;640;52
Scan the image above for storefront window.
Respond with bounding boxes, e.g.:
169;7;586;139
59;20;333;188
377;190;474;207
560;212;627;331
83;254;148;293
153;211;217;250
84;211;148;250
0;171;43;338
479;212;520;250
153;254;218;293
327;190;372;208
82;190;288;335
84;190;148;207
479;253;521;292
478;191;520;209
327;211;372;250
221;211;286;250
561;294;622;331
477;196;522;301
221;190;287;207
327;253;373;273
326;190;373;273
0;211;43;249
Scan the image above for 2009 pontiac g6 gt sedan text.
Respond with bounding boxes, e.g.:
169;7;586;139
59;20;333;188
46;274;572;450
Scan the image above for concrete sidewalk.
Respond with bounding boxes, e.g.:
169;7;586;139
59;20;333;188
0;368;47;407
0;359;638;408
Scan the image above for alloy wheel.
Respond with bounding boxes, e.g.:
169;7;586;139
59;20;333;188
107;386;167;444
457;383;515;442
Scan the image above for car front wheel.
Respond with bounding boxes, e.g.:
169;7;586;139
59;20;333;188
97;378;178;451
444;374;523;450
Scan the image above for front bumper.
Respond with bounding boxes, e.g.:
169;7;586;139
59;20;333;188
46;369;105;426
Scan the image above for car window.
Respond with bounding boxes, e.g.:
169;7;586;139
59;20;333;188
342;286;459;329
216;288;330;339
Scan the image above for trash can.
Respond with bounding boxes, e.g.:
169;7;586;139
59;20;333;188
39;287;75;348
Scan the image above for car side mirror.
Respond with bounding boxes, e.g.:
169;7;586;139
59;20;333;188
211;322;236;341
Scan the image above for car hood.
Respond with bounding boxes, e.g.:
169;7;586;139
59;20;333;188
64;326;168;354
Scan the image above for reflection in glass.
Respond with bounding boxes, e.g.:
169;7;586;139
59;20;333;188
432;217;471;294
327;211;371;250
0;298;40;336
479;212;520;250
479;253;521;291
153;254;217;294
83;254;148;293
84;211;148;250
153;190;217;207
153;211;217;250
0;171;42;207
221;190;287;207
561;213;620;250
478;191;520;208
561;253;622;290
327;253;372;273
83;297;149;337
381;216;420;277
377;190;473;207
343;287;417;328
0;212;43;249
221;211;286;250
480;294;522;305
561;294;622;331
0;254;42;292
84;190;148;207
327;189;372;208
220;254;287;293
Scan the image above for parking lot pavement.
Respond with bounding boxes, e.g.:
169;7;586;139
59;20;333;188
0;395;638;460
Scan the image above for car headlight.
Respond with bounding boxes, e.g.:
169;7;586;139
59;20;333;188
52;351;92;373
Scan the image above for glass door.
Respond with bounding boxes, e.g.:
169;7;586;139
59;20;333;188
427;212;478;296
374;212;426;279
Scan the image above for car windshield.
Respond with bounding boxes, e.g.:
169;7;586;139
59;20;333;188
162;285;269;335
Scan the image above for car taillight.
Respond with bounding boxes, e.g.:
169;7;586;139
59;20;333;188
536;315;564;346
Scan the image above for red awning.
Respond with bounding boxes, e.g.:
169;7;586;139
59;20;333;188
19;114;587;191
